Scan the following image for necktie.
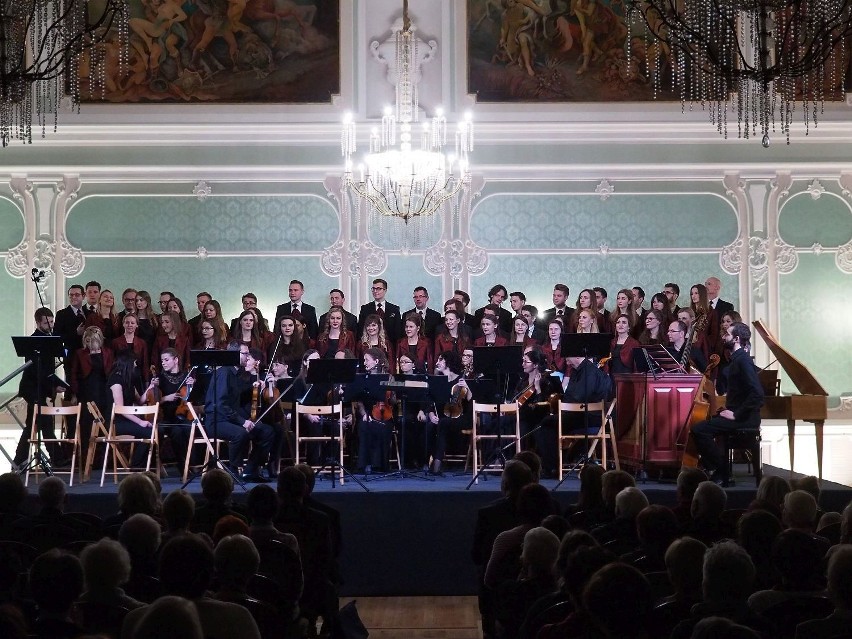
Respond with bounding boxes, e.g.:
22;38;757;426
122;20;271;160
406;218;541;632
377;303;384;317
557;309;563;317
292;304;302;320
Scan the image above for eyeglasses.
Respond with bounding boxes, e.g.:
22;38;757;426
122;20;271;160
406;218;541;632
371;286;385;291
201;326;214;331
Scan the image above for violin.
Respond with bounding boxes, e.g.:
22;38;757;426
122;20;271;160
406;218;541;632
514;383;536;406
175;381;193;419
250;367;261;422
443;382;470;418
144;365;162;405
371;390;395;421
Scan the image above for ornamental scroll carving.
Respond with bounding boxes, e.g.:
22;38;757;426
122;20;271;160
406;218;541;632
346;240;386;277
321;241;345;276
57;235;84;277
836;239;852;274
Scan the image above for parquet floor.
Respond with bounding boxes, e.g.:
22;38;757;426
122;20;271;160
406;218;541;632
338;596;481;639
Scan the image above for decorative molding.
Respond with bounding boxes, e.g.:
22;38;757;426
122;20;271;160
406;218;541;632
370;17;437;90
56;235;84;276
806;179;825;200
466;241;488;275
774;239;798;274
321;240;345;276
347;240;386;276
599;243;610;257
193;181;212;201
424;243;447;276
720;237;745;274
595;179;614;201
5;240;30;278
836;239;852;274
196;246;209;259
811;243;824;256
769;174;793;203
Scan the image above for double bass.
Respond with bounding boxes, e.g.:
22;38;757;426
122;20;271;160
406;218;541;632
679;354;721;468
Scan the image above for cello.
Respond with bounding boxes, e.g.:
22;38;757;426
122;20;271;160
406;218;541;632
679;354;721;468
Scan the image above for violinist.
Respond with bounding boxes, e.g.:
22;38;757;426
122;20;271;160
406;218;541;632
203;341;274;483
419;351;470;476
396;312;432;374
609;314;639;376
433;309;469;357
354;348;393;475
152;311;191;372
317;306;356;359
513;349;561;477
108;351;155;469
149;348;196;466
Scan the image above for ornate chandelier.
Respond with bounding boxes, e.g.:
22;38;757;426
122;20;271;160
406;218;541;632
627;0;852;145
342;0;473;228
0;0;129;146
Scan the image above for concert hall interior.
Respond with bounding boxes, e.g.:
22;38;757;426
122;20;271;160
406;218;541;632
2;0;852;635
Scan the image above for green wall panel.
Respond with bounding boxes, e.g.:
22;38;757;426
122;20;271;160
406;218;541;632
779;253;852;399
358;255;443;328
0;199;27;387
470;194;737;249
470;254;737;317
0;197;23;249
778;194;852;248
67;195;339;253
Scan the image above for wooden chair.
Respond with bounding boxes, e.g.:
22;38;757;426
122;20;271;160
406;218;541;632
471;401;521;483
25;403;82;486
443;427;473;471
100;403;160;486
557;400;619;480
84;402;127;483
295;403;344;483
182;403;226;482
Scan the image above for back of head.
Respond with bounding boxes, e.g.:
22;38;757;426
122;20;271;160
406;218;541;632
614;486;649;520
214;534;260;589
159;534;215;598
162;489;196;532
557;530;599;575
521;527;560;577
246;484;279;522
516;483;554;525
130;595;203;639
736;509;782;559
277;466;307;505
513;451;542;482
782;489;818;530
577;463;605;509
295;463;317;493
37;476;67;510
703;540;755;603
541;514;570;542
843;501;852;544
601;470;636;508
119;513;162;562
664;537;707;597
690;616;761;639
562;545;616;603
676;467;708;502
828;545;852;610
29;549;84;614
691;480;727;520
0;473;27;513
793;475;821;504
755;475;791;510
80;538;132;592
501;459;533;499
635;504;678;551
118;473;159;516
212;514;250;545
583;563;652;639
771;528;827;589
200;468;234;504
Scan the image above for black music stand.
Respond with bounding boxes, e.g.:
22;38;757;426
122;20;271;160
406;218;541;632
12;336;66;477
466;346;523;489
306;359;368;491
555;333;613;484
372;376;433;482
182;349;243;489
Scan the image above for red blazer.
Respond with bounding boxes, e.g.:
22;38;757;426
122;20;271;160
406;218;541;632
396;337;433;374
508;335;535;349
151;332;192;372
540;339;567;374
609;336;641;372
473;336;509;347
356;339;394;368
110;336;150;381
84;313;119;342
433;332;470;359
70;348;115;396
316;330;356;358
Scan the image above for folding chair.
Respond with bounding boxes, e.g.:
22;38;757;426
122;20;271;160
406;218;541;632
84;402;125;483
471;401;521;483
557;400;619;480
295;403;345;483
25;403;82;486
182;403;226;482
100;404;160;486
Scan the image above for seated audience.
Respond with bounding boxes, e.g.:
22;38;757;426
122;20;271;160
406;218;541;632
583;563;653;639
28;549;85;639
126;595;203;639
648;537;707;637
794;546;852;639
191;469;248;536
682;480;732;546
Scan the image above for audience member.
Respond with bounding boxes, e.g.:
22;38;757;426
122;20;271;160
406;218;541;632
103;473;161;536
191;468;248;536
794;545;852;639
599;469;636;523
584;563;653;639
127;595;203;639
672;467;708;526
737;509;783;591
118;513;163;603
295;463;342;581
623;504;680;573
781;490;818;533
749;475;791;521
682;480;731;545
563;463;605;530
648;537;708;637
160;489;198;544
591;486;648;555
79;537;145;609
28;549;86;639
212;514;251;545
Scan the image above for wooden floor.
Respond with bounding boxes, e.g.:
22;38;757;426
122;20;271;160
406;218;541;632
339;596;481;639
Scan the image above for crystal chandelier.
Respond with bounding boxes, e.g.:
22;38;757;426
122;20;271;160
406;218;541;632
627;0;852;145
0;0;129;146
342;0;473;228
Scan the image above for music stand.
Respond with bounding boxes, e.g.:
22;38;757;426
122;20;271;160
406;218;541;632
12;336;66;477
182;349;242;489
466;346;523;489
305;359;368;491
558;333;613;480
370;376;432;482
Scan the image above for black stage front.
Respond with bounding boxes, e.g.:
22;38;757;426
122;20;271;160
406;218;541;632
27;464;852;597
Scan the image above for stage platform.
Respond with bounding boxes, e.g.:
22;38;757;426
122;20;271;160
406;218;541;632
19;463;852;597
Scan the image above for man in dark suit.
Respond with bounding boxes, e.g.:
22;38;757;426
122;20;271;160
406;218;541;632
473;284;513;336
358;278;401;344
705;276;734;318
318;288;358;336
663;282;681;316
83;280;101;314
521;305;547;343
539;283;573;330
188;291;212;338
404;286;443;340
454;289;478;332
275;279;319;340
471;460;535;639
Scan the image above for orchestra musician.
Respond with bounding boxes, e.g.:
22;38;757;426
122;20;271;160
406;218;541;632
474;315;508;347
714;310;743;395
149;347;195;467
513;349;562;478
396;312;433;374
560;350;612;462
357;314;394;366
689;322;763;486
433;308;470;357
665;320;707;373
609;314;639;376
110;314;150;381
316;305;356;359
203;341;275;483
419;351;470;476
396;355;428;469
354;347;393;475
108;351;156;469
